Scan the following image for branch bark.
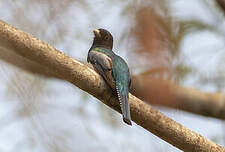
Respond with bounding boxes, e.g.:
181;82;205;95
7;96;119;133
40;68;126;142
1;26;225;121
0;20;224;152
130;75;225;120
1;42;225;120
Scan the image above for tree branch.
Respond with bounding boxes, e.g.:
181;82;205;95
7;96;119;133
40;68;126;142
131;75;225;120
1;24;225;122
1;41;225;120
0;19;224;152
217;0;225;13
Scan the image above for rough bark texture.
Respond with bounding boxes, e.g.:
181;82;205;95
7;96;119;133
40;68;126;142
0;20;224;152
1;26;225;121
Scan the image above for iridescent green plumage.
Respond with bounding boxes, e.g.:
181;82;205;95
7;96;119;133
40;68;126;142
87;29;132;125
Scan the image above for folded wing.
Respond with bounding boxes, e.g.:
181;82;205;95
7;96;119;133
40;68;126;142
88;50;115;89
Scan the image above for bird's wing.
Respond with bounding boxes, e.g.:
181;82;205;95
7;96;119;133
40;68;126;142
88;50;115;89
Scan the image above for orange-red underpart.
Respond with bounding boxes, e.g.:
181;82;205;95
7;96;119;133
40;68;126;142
93;65;99;74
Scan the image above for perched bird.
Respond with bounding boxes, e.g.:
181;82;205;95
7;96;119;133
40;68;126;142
87;28;132;125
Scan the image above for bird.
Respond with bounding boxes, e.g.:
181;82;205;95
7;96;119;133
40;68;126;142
87;28;132;125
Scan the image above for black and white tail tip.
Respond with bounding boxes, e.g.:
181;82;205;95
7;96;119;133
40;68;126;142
116;86;132;126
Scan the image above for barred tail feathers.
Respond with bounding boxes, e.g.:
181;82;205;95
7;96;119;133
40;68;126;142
116;83;132;125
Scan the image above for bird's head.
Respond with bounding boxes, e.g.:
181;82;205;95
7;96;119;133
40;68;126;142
92;28;113;50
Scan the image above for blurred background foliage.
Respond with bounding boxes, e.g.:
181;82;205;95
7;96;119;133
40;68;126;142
0;0;224;151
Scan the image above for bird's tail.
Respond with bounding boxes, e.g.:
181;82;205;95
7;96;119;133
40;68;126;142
116;82;132;125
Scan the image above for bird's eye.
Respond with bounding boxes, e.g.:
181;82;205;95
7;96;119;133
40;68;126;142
104;36;109;40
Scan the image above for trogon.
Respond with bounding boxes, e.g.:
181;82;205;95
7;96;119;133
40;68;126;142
87;28;132;125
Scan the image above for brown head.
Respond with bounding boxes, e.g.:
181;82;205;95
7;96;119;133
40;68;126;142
92;28;113;50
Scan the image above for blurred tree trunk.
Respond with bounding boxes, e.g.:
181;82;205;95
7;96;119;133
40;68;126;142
217;0;225;12
130;75;225;120
0;19;224;152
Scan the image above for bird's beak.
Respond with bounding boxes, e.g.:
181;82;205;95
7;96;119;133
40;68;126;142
93;29;101;37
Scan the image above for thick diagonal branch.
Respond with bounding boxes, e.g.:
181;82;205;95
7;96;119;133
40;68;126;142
0;20;224;152
1;27;225;121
